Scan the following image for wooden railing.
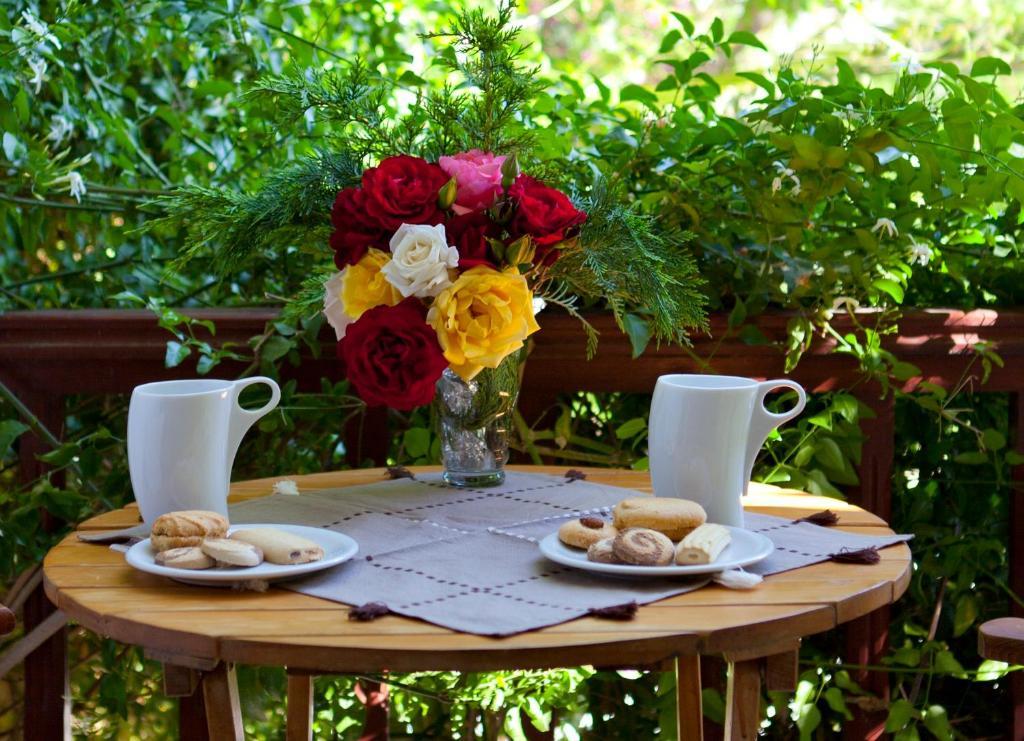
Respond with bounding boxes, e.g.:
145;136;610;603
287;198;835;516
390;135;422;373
2;307;1023;740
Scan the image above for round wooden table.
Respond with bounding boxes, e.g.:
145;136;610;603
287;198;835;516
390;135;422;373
44;466;911;740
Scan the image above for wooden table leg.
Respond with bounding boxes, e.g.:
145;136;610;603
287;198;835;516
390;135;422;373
287;672;314;741
201;663;243;741
724;659;761;741
676;655;704;741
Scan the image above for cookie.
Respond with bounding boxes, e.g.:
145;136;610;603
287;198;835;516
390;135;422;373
154;546;215;570
612;528;675;566
150;510;229;552
230;528;324;565
612;497;706;540
587;537;621;564
200;538;263;567
558;516;618;549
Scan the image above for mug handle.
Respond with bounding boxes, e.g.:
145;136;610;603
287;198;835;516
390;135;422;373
226;376;281;468
742;379;807;495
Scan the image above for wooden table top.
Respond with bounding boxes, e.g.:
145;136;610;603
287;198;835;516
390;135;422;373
43;466;911;673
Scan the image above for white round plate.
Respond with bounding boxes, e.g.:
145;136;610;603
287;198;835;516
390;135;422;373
539;526;773;577
125;524;358;586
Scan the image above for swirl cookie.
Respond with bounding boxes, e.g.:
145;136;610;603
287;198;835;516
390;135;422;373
587;537;621;564
558;516;618;549
612;528;675;566
612;497;706;540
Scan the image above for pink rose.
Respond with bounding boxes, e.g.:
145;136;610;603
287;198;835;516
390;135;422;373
439;150;506;214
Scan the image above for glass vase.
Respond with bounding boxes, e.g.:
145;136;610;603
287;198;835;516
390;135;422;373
434;350;524;487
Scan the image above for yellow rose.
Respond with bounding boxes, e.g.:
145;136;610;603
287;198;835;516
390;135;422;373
427;266;540;381
340;248;403;319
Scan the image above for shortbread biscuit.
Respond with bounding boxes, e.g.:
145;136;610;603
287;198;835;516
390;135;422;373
150;510;229;552
587;537;621;564
154;546;215;570
558;516;618;549
612;528;675;566
230;528;324;565
612;497;706;540
200;538;263;567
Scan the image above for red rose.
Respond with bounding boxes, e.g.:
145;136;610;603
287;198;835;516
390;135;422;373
446;211;499;269
337;298;448;411
508;175;587;263
362;155;448;232
329;187;387;268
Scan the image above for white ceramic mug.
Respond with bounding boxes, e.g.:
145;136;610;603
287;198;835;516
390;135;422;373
128;378;281;523
648;374;806;527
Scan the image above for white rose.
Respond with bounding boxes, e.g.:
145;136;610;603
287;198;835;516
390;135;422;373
381;223;459;298
322;272;354;340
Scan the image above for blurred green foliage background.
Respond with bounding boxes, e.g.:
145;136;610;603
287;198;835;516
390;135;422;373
2;0;1024;738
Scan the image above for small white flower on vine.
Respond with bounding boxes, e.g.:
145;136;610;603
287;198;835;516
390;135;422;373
871;218;898;239
21;11;49;37
909;240;934;266
830;296;860;313
772;160;800;196
67;171;86;203
773;160;795;178
531;297;547;316
47;115;73;143
27;57;47;94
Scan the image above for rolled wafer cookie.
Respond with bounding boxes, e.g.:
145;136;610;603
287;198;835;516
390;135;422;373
229;528;324;565
200;538;263;567
154;546;215;570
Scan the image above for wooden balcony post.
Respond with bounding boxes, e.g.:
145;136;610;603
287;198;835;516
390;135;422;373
843;391;895;740
1009;391;1024;738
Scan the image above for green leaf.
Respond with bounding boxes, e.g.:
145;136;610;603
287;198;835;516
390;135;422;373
726;30;766;50
37;444;78;467
933;650;966;678
981;428;1006;451
885;699;916;731
954;451;988;465
872;278;905;304
921;705;953;741
620;84;660;110
823;687;852;720
953;594;978;636
165;340;191;368
260;336;292;363
736;72;774;96
623;313;652;358
797;704;821;740
671;12;695;36
971;56;1012;77
975;660;1010;681
615;417;647;440
710;18;724;43
403;427;431;459
2;132;19;161
813;437;846;472
0;419;30;458
659;29;682;54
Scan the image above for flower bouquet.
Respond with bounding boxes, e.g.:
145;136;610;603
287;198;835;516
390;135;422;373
156;3;707;485
323;151;585;485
